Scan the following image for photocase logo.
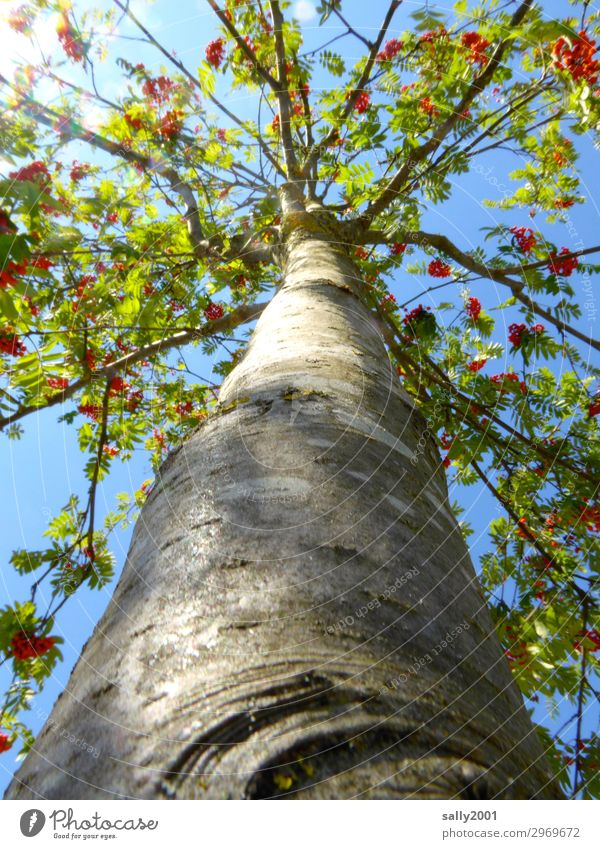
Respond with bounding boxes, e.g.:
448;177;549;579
19;809;46;837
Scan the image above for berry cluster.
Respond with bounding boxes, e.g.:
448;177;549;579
508;322;544;348
141;75;176;103
9;160;49;184
0;210;15;235
354;91;371;114
507;323;524;347
440;432;454;450
8;6;32;34
419;29;448;45
0;331;26;357
355;247;369;260
573;629;600;652
157;110;183;140
428;258;451;278
376;39;403;62
30;256;53;271
552;31;600;85
403;304;433;333
56;13;85;63
11;630;55;661
124;112;144;132
419;97;439;116
204;302;225;321
78;402;101;421
589;396;600;417
490;372;527;394
47;376;69;390
69;162;90;182
379;293;397;310
205;38;226;68
108;376;127;395
509;225;537;254
460;31;491;65
466;296;481;321
175;400;193;417
553;198;574;209
0;259;28;290
579;502;600;531
547;247;579;277
389;242;407;256
467;358;487;372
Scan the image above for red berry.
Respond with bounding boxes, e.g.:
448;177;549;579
157;110;183;140
353;91;371;114
509;225;537;254
466;296;481;321
460;31;491;66
508;322;526;347
376;39;403;62
467;358;487;372
78;403;101;420
419;97;439;116
0;331;26;357
47;376;69;390
11;630;55;661
552;31;600;85
9;160;49;184
428;259;451;278
204;302;225;321
0;733;12;754
379;293;397;310
547;247;579;277
206;38;225;68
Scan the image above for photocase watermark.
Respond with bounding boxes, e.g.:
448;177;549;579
241;487;308;506
34;705;100;759
325;565;420;635
17;808;159;838
379;619;471;694
472;162;512;200
410;389;451;466
20;809;46;837
472;162;597;323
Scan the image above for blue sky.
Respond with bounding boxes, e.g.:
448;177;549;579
1;0;598;793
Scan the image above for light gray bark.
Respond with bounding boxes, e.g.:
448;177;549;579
5;202;562;800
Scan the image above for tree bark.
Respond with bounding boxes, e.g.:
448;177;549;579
5;199;562;800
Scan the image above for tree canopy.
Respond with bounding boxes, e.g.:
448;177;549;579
0;0;599;798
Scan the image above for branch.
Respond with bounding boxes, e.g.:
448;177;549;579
2;75;278;266
363;0;534;222
112;0;285;178
114;0;285;177
1;72;210;256
206;0;279;91
377;310;597;484
269;0;300;178
300;0;401;180
86;380;111;553
471;458;554;563
362;227;600;353
0;303;267;431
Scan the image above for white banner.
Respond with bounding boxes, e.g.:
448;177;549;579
0;800;598;847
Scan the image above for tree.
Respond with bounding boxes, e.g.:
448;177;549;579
0;0;598;799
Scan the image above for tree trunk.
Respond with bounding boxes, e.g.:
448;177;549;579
5;199;562;800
